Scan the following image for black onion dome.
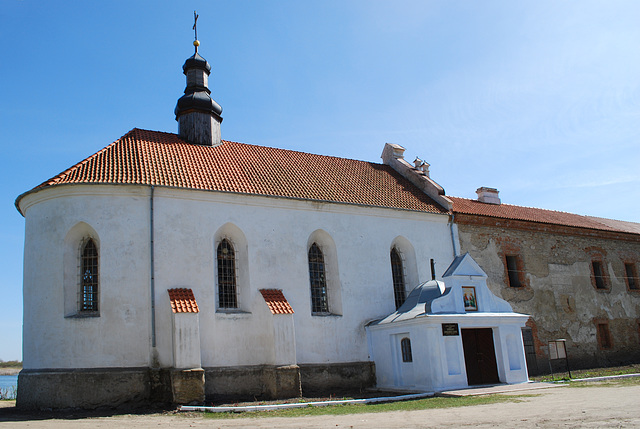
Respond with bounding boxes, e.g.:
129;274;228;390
175;92;223;117
182;52;212;74
175;50;222;119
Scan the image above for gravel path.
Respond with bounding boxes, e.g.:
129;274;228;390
1;383;639;428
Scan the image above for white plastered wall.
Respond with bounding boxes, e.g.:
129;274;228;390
368;313;529;392
19;185;152;369
172;312;202;369
20;184;455;371
150;187;454;368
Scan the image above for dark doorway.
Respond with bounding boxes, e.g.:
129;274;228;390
521;327;538;376
462;328;500;385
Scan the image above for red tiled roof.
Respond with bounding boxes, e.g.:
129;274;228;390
25;128;447;214
450;196;640;235
259;289;294;315
168;288;199;313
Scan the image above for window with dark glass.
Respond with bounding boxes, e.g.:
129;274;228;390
400;337;413;362
505;255;522;288
80;239;99;312
592;260;607;289
391;247;406;309
625;263;639;290
217;239;237;308
308;243;329;313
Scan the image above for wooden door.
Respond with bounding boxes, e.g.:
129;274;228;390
462;328;500;385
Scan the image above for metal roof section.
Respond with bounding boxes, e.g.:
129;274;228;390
375;280;450;324
175;52;222;119
182;52;211;73
372;253;516;326
442;253;487;278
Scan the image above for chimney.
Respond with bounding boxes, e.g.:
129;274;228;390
175;37;223;146
420;161;430;177
476;187;501;205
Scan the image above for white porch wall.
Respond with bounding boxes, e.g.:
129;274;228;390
368;313;529;392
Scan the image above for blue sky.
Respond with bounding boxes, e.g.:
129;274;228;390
1;1;638;361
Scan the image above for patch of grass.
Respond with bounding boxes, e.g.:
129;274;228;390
566;376;640;388
202;394;529;419
0;386;17;401
531;364;640;382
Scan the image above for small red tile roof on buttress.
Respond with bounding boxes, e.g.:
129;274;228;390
23;128;447;215
259;289;294;314
168;288;199;313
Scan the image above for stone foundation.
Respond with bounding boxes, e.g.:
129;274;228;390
17;367;152;410
16;367;205;410
170;368;205;404
205;364;301;402
299;362;376;395
17;362;375;409
204;362;375;402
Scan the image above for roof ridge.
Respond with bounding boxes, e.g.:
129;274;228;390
449;195;587;217
450;195;640;235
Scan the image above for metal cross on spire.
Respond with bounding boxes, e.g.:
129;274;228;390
193;10;200;52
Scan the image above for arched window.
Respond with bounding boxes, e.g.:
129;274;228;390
80;239;99;312
401;337;413;362
308;243;329;313
391;247;406;309
217;239;237;308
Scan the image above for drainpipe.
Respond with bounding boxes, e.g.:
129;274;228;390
449;212;460;258
150;185;156;348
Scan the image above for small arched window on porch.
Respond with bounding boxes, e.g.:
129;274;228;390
308;243;329;314
391;247;406;309
400;337;413;362
80;238;99;313
217;239;238;309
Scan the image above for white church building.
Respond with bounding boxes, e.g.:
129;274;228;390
15;38;529;409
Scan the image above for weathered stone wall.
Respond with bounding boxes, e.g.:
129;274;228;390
299;362;376;395
455;218;640;371
16;368;153;410
205;362;375;401
170;368;205;404
204;364;301;402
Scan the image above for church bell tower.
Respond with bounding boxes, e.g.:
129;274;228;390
175;12;223;146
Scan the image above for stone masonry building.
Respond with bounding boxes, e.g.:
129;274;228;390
451;188;640;373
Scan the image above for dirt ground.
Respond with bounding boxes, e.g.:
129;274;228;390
1;383;639;428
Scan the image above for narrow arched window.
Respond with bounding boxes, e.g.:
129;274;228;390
400;338;413;362
401;337;413;362
308;243;329;313
217;239;237;308
391;247;406;309
80;239;99;312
